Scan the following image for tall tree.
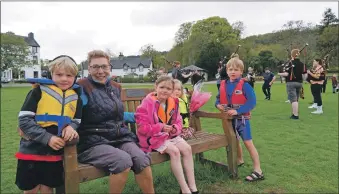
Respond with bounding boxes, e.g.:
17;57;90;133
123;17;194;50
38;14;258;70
232;21;245;39
1;32;32;71
105;48;117;58
174;22;194;46
321;8;339;27
140;44;164;69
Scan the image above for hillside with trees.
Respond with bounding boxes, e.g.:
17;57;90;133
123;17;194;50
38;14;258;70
139;8;338;79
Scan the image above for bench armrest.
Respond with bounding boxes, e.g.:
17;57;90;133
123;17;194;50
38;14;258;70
193;111;232;120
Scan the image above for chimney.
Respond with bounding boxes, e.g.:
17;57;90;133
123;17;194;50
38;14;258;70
118;52;124;60
28;32;34;39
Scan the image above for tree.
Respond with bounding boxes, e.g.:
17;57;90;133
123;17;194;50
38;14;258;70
1;32;32;71
139;44;165;69
321;8;339;27
174;22;194;46
105;48;117;58
232;21;245;39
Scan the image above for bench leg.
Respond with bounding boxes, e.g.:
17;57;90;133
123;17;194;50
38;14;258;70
226;139;238;179
195;153;204;161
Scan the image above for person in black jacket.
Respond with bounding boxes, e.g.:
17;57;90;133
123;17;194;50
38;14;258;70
278;49;307;119
77;50;155;194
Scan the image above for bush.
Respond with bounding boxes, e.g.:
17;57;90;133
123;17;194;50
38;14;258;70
119;76;153;83
14;79;28;84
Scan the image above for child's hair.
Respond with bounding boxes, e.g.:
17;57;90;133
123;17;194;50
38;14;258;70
314;58;323;66
265;67;270;71
48;56;78;77
291;49;300;58
226;57;244;72
87;50;110;64
231;53;239;58
158;67;166;72
155;75;174;88
173;79;184;97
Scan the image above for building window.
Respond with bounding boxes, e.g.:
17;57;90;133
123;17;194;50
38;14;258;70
20;71;25;79
131;68;136;73
33;56;38;63
139;65;144;72
123;64;128;72
34;71;38;78
32;47;37;53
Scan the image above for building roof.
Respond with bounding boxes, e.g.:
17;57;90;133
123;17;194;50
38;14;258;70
82;55;152;70
181;65;207;72
18;32;40;47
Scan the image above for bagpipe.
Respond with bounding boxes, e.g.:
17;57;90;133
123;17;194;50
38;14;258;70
163;58;203;85
215;45;241;79
278;43;309;73
306;52;331;83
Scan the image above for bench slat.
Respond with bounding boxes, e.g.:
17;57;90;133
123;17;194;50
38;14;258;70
76;131;228;182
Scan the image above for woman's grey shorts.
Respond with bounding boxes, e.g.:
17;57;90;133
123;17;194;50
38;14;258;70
78;142;151;174
286;82;302;102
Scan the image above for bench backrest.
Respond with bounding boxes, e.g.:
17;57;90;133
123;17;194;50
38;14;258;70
121;88;154;133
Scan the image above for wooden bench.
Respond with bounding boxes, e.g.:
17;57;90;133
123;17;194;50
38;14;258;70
57;88;238;194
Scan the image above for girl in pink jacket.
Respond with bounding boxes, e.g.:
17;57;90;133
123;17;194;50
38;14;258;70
135;75;199;194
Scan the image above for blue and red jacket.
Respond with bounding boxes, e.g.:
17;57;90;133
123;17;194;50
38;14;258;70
215;78;256;117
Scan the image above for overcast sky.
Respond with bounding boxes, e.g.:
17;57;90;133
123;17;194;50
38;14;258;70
2;2;338;63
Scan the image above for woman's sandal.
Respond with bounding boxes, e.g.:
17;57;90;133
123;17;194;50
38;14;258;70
245;171;265;182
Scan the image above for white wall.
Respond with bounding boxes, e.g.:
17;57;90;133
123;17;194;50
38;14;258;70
82;63;153;78
1;69;13;81
20;46;41;79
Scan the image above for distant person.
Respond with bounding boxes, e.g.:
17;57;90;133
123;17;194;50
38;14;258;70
262;67;276;100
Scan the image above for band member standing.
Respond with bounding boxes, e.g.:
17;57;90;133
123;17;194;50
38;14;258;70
262;67;276;100
171;61;193;82
246;67;255;88
307;59;325;114
278;49;307;119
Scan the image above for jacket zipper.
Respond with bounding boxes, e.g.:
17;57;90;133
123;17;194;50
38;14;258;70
105;86;120;137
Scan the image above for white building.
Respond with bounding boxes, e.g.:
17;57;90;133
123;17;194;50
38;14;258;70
1;32;41;81
81;53;153;78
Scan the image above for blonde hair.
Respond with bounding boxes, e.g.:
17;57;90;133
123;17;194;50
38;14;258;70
155;75;174;88
226;57;244;72
48;56;78;76
231;53;239;58
173;79;184;97
291;49;300;58
87;50;110;64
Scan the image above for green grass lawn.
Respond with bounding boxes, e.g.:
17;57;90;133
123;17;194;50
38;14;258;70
1;82;338;193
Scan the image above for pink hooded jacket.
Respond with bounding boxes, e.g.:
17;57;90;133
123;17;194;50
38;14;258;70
135;93;183;153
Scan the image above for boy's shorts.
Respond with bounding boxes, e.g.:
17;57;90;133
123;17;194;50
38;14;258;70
15;159;64;191
232;119;252;141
